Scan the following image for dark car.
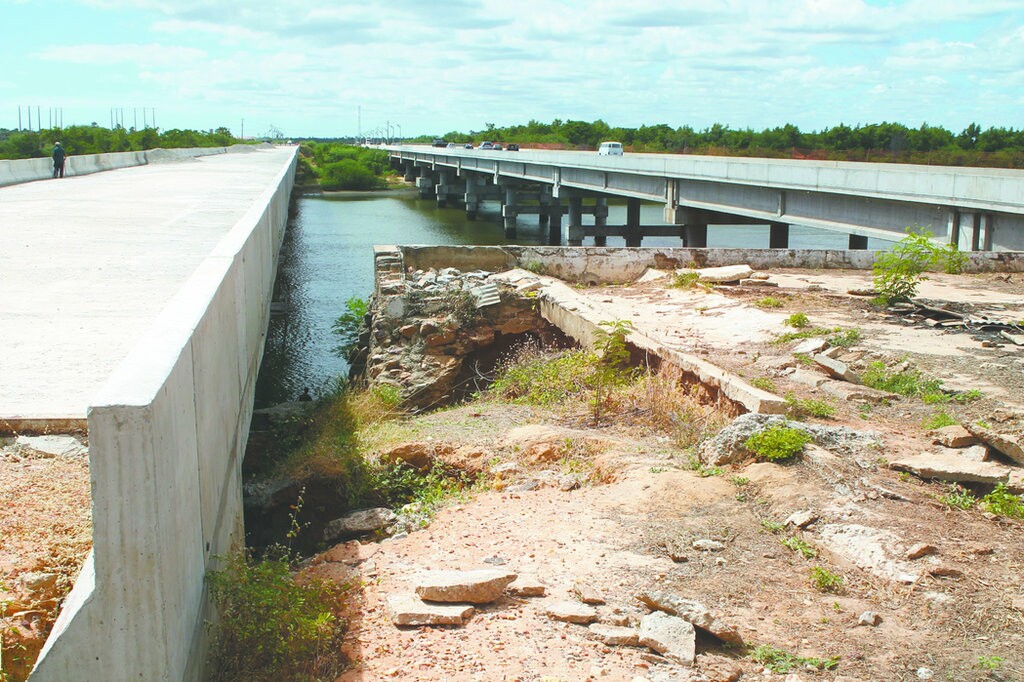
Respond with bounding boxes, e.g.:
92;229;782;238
432;138;446;147
505;143;520;151
464;143;473;149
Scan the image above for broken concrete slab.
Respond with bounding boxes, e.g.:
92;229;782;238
387;594;475;626
14;435;87;458
819;380;891;404
694;264;753;283
792;338;828;356
637;591;743;645
415;569;517;604
573;580;606;605
932;425;980;448
545;600;598;624
507;574;546;598
638;611;696;665
889;451;1012;487
817;523;921;584
963;426;1024;467
785;510;818;529
1009;470;1024;495
813;354;861;384
788;369;828;388
588;623;640;647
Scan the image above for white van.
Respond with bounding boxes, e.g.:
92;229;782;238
598;141;623;156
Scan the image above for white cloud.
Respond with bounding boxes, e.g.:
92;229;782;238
38;43;206;66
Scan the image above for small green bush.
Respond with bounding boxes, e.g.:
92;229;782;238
782;535;818;559
941;484;976;510
730;475;750;487
750;644;839;673
331;296;368;358
207;550;347;681
784;312;810;328
785;393;835;419
922;410;956;430
861;361;944;398
761;519;785;534
492;346;599;406
873;228;967;304
980;484;1024;519
809;566;844;593
669;271;702;289
755;296;784;308
827;327;862;348
750;377;776;392
744;423;812;462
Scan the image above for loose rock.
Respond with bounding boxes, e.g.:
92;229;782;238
931;425;980;448
386;594;474;626
857;611;882;626
588;623;640;646
507;574;546;598
415;568;517;604
638;611;696;665
906;543;938;560
322;508;398;542
637;590;743;645
692;539;725;552
546;600;599;624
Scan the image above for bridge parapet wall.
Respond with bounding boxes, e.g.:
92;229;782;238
0;146;229;187
30;148;297;681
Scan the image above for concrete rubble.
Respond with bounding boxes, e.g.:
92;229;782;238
638;611;697;666
386;594;475;626
637;590;744;645
415;569;517;604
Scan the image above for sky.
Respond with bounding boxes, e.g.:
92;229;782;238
2;0;1022;139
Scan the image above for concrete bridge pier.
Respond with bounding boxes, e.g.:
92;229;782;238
769;222;790;249
502;185;518;238
566;196;584;246
624;198;643;247
684;224;708;248
538;191;550;226
547;196;562;245
435;170;464;208
953;210;994;252
594;198;609;247
403;162;416;183
415;165;435;199
464;175;481;220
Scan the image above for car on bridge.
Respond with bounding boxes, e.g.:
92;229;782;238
598;141;624;156
479;141;495;150
506;143;520;151
432;139;447;147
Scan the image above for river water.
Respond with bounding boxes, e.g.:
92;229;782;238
253;191;894;407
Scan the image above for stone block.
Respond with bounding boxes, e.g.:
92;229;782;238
638;612;696;665
387;594;474;626
545;600;598;624
931;425;979;448
813;354;860;383
588;623;640;646
889;451;1011;487
415;568;517;604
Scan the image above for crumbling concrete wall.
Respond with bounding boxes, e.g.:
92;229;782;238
29;148;297;681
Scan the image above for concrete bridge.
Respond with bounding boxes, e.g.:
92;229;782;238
0;145;298;680
388;145;1024;251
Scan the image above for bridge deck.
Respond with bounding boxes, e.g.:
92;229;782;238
0;147;297;424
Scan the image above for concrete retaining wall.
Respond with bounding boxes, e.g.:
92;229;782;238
0;147;229;187
29;149;297;681
398;245;1024;283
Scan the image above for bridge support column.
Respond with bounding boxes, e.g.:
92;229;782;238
403;163;416;182
624;198;642;247
567;196;583;246
684;224;708;248
538;192;550;226
769;222;789;249
435;170;450;207
415;167;435;199
502;186;518;239
848;234;868;250
465;175;480;220
594;198;608;246
547;197;562;245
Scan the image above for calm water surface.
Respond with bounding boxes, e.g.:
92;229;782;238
254;191;894;406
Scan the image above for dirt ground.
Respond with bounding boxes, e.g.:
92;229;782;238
3;267;1024;680
306;268;1024;682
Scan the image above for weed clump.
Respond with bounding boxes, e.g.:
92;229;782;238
744;423;812;462
755;296;785;308
784;312;810;328
207;548;347;681
784;393;835;420
669;271;703;289
750;644;840;673
872;228;967;304
860;361;944;401
981;484;1024;519
809;566;844;593
491;345;599;406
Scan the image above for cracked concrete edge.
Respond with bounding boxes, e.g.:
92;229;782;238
536;280;787;415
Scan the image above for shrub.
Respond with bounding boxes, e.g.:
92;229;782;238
827;327;862;348
784;312;810;328
761;519;785;534
492;345;599;406
669;271;702;289
331;296;368;358
744;423;812;462
809;566;844;593
755;296;784;308
207;549;347;681
784;393;835;419
861;361;943;399
872;228;966;304
781;535;818;559
750;377;776;392
941;484;976;510
980;484;1024;519
922;410;956;430
750;644;840;673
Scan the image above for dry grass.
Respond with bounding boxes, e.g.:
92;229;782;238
618;372;729;448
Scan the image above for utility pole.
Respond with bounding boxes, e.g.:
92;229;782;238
18;106;22;130
358;105;361;141
241;118;244;139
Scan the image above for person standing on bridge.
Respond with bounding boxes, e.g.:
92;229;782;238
52;141;67;178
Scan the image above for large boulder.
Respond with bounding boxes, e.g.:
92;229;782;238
638;612;696;665
322;508;398;542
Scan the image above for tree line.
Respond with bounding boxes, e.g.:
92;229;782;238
0;125;239;160
414;119;1024;168
297;142;390;190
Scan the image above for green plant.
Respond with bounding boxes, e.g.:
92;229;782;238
784;312;810;328
669;271;702;289
941;484;976;510
755;296;784;308
781;535;818;559
730;475;750;487
590;320;637;422
980;484;1024;519
492;344;599;406
784;393;835;420
750;377;776;392
331;296;368;358
206;548;347;681
793;352;814;365
977;655;1004;671
750;644;840;673
810;566;844;593
744;423;812;462
922;410;957;430
872;228;966;304
861;361;944;399
761;519;785;534
441;287;479;326
524;260;544;274
954;389;983;403
827;327;862;348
